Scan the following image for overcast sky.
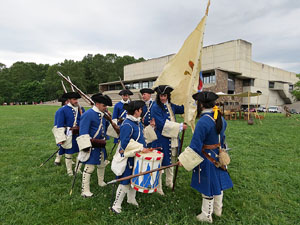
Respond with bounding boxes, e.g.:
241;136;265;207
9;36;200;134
0;0;299;73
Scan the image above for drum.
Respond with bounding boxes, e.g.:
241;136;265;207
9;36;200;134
131;150;163;193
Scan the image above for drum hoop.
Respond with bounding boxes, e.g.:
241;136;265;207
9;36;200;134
135;150;164;161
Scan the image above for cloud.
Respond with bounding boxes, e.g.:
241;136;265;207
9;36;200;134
0;0;299;73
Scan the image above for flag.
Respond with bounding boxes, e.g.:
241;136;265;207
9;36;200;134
153;0;210;131
198;71;203;92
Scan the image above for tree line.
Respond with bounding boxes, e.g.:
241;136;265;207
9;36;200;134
0;54;145;104
292;74;300;101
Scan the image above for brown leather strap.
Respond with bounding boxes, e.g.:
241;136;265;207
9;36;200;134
91;139;106;148
203;143;220;149
202;148;227;171
70;126;79;135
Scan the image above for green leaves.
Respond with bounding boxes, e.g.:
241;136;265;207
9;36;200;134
0;54;145;103
292;73;300;100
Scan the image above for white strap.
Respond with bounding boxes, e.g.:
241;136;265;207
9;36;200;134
93;116;103;139
122;122;140;141
73;110;78;127
166;103;176;122
119;110;127;119
142;101;153;120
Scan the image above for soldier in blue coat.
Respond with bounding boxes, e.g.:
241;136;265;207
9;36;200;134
55;92;85;176
140;88;155;126
140;88;156;147
178;91;233;223
76;93;112;197
111;100;149;214
53;93;69;166
151;85;187;195
112;89;133;144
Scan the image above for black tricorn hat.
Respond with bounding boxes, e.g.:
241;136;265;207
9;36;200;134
140;88;154;94
58;93;68;102
119;89;133;96
92;93;112;106
154;85;173;95
64;92;81;99
123;100;145;111
192;91;219;103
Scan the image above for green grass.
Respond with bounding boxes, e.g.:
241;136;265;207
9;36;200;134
0;105;299;225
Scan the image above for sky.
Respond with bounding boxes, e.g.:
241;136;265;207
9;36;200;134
0;0;299;73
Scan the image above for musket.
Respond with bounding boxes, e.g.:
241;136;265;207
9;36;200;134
107;162;178;185
172;128;186;192
103;111;120;135
110;143;118;155
39;148;60;167
61;80;67;93
69;160;81;196
119;76;126;90
68;76;75;92
119;76;131;101
57;71;94;106
57;71;120;139
65;75;83;115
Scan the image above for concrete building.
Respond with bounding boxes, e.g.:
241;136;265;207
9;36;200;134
99;39;298;108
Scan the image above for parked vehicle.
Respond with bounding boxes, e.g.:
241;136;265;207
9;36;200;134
290;109;298;114
268;106;280;113
257;107;266;112
243;108;256;112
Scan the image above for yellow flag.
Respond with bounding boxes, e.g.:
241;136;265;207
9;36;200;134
154;0;210;131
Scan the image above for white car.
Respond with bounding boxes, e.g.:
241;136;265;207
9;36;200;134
268;106;280;113
257;107;266;112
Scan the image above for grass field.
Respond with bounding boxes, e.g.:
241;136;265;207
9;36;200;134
0;105;299;225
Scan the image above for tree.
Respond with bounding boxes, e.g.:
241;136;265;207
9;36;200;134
0;53;146;102
292;74;300;100
0;62;6;71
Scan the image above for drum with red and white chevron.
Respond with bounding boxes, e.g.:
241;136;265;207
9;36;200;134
131;150;163;193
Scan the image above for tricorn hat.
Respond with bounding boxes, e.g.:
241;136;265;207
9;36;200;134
64;92;81;99
154;85;173;95
119;89;133;96
91;93;112;106
192;91;219;103
140;88;154;94
123;100;145;111
58;93;68;102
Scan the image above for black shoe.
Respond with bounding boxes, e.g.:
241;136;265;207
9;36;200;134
54;162;61;166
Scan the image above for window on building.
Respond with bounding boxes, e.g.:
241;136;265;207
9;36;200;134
243;79;254;87
202;71;216;84
133;83;139;89
108;85;115;91
289;85;293;91
149;81;154;88
116;84;122;90
228;74;235;94
269;82;274;88
142;81;149;88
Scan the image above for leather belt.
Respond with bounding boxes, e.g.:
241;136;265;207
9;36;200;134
91;139;106;148
202;144;227;171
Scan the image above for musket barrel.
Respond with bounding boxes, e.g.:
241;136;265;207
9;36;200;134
57;71;94;105
107;162;178;185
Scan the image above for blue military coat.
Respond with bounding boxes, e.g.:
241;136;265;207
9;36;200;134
54;106;66;156
112;101;128;143
141;100;154;127
79;107;109;165
189;112;233;196
56;104;85;154
150;102;184;166
117;117;146;185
